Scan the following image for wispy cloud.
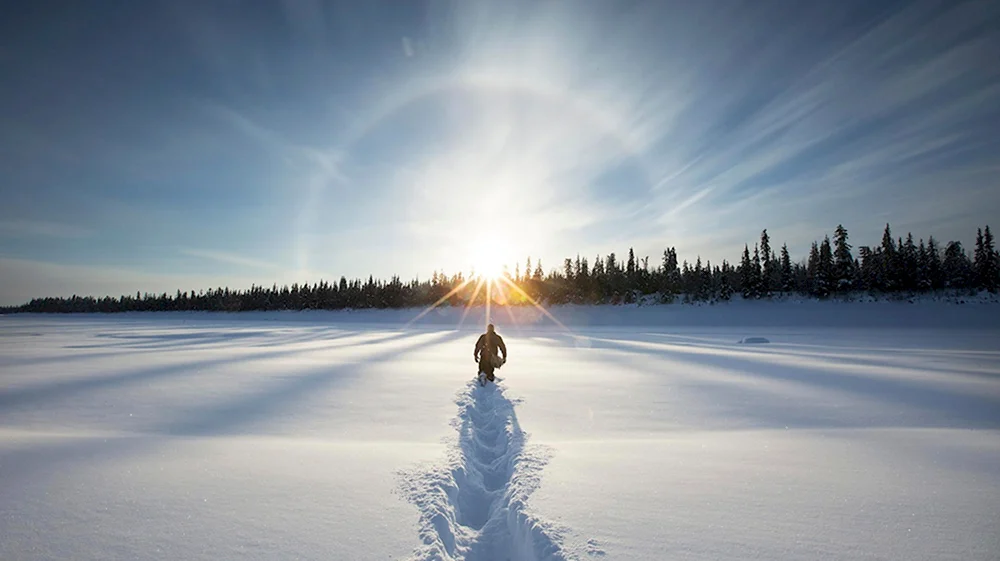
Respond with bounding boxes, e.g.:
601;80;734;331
603;0;1000;259
0;220;93;239
3;0;997;294
356;0;994;271
179;248;277;270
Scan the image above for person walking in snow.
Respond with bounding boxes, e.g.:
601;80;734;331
474;323;507;385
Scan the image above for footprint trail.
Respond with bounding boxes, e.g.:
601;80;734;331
398;380;573;561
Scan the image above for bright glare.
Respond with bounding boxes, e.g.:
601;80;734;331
472;254;504;281
467;236;510;280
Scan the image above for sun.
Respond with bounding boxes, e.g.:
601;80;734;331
471;249;506;281
405;223;573;333
467;236;510;281
474;254;505;280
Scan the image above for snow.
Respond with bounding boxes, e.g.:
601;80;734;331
739;337;771;344
2;302;999;560
398;380;564;561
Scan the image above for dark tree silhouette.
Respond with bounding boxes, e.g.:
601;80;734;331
6;222;994;314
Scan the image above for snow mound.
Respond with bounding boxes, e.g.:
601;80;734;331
397;381;572;561
738;336;771;344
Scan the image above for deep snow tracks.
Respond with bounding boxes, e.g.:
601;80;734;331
398;380;571;561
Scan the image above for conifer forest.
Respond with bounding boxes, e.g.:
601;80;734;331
5;223;998;314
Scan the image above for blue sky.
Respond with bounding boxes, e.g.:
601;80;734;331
1;0;998;304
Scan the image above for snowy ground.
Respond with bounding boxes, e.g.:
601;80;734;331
2;302;999;560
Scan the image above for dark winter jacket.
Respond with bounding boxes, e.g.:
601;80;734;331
474;332;507;361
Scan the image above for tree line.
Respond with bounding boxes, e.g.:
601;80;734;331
3;223;997;314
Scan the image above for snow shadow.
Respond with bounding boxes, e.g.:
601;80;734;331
641;332;1000;383
159;330;464;437
398;381;571;561
1;330;465;481
87;329;271;349
0;348;297;412
589;336;1000;429
0;329;436;414
63;325;382;351
5;327;390;368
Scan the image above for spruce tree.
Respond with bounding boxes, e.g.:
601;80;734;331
832;224;855;292
699;259;713;301
751;244;762;298
779;244;792;293
902;233;919;292
740;245;754;299
857;246;874;291
917;239;930;291
976;226;998;292
760;230;773;297
815;236;834;297
562;258;575;303
987;226;998;292
880;223;897;291
576;256;590;301
667;248;680;294
661;248;679;299
974;227;985;286
719;261;733;300
926;237;943;290
692;257;703;300
943;242;973;289
806;241;820;295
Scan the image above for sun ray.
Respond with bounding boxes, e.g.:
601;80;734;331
498;275;573;333
459;276;485;328
405;277;475;328
485;278;492;331
500;287;519;327
494;276;511;306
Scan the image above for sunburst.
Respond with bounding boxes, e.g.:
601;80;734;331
406;265;571;335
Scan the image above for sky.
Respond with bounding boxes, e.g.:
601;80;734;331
1;0;998;305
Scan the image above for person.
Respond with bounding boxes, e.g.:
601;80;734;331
474;323;507;384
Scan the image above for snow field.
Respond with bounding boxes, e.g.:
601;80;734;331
1;305;999;560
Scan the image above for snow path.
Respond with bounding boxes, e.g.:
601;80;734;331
398;380;570;561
